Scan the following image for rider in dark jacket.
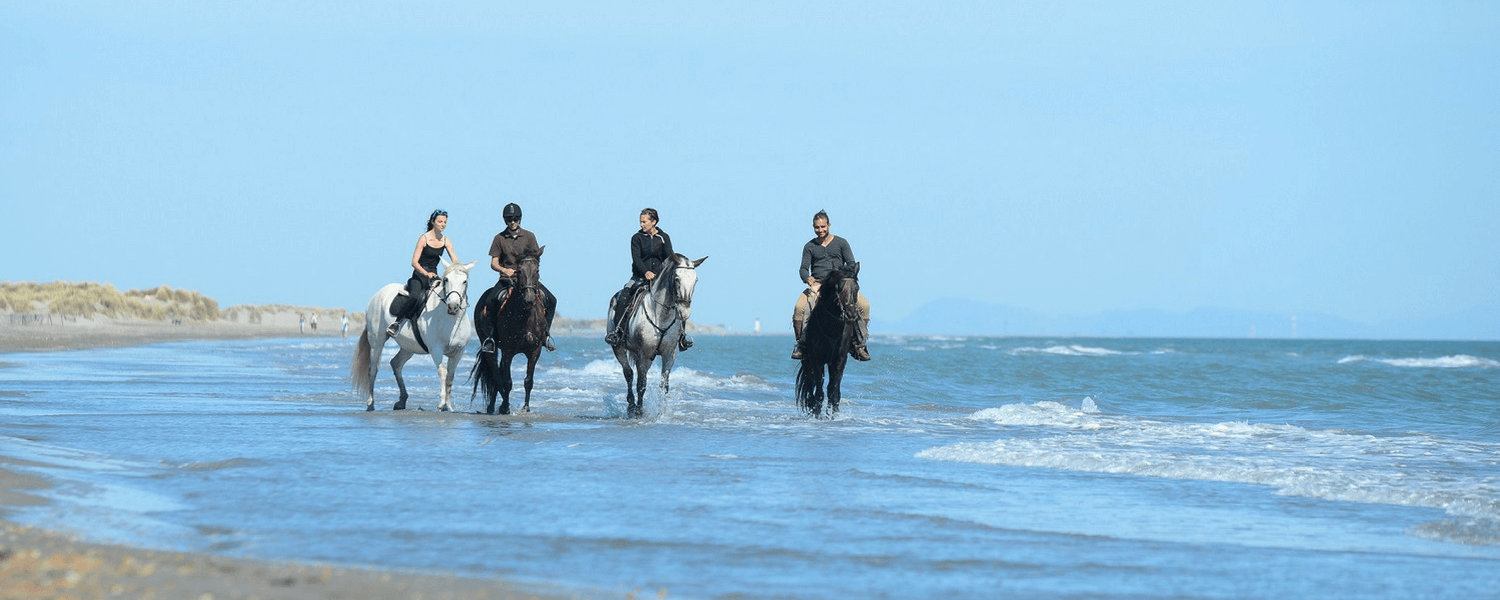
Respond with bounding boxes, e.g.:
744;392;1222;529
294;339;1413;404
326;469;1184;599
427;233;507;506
604;208;692;351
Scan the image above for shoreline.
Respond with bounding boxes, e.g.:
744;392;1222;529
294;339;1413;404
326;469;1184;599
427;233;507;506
0;464;585;600
0;314;606;599
0;314;359;354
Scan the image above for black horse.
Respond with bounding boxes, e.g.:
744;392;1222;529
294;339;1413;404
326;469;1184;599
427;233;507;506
469;252;550;415
795;262;861;417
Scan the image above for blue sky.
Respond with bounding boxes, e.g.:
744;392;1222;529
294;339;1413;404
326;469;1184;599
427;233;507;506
4;1;1497;333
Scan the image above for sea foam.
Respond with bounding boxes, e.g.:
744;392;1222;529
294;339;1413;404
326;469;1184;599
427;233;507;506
920;402;1500;544
1338;355;1500;368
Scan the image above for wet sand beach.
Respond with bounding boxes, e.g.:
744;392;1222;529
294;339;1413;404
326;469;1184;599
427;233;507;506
0;318;590;600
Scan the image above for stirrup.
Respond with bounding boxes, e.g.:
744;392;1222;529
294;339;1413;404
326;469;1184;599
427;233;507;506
678;335;694;352
385;321;401;337
790;344;803;360
852;345;871;362
544;336;556;352
604;328;622;346
480;338;496;354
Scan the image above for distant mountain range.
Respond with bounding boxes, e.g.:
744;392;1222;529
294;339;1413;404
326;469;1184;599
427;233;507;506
876;298;1500;340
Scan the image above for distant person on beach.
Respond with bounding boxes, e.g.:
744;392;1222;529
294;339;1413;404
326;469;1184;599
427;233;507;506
604;207;692;351
791;209;870;361
476;203;556;353
387;209;459;337
299;314;305;334
311;313;317;332
341;314;348;338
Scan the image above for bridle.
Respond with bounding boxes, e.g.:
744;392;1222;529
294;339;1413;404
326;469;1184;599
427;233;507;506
642;263;694;337
434;267;469;315
811;274;859;339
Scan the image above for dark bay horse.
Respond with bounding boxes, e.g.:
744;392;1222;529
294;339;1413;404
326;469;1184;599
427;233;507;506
469;252;550;415
608;253;706;418
795;262;861;418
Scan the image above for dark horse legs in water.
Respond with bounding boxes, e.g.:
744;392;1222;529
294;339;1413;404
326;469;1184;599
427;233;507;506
795;266;861;417
470;263;552;415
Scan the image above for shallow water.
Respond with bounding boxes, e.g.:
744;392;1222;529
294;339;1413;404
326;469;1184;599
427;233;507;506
2;335;1499;598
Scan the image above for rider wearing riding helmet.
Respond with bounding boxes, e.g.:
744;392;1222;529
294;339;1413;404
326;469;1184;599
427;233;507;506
387;209;459;337
604;208;692;351
791;209;870;361
478;203;557;353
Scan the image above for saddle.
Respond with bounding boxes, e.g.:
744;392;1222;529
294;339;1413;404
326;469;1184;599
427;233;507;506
388;283;432;318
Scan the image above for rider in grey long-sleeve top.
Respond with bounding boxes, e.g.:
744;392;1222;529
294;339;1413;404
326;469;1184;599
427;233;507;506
792;210;871;361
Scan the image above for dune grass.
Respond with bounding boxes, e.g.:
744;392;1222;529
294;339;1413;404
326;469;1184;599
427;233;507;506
1;281;222;322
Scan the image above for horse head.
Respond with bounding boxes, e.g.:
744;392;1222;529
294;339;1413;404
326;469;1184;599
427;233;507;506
515;247;544;307
663;254;707;321
438;261;477;315
826;261;861;322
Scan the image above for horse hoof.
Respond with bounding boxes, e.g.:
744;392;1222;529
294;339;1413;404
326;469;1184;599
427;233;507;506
365;404;374;412
440;405;451;412
393;400;406;411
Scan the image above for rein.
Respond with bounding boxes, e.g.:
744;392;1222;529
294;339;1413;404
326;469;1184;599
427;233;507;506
641;265;692;337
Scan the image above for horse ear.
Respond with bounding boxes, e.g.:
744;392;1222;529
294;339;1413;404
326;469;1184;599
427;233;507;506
692;256;708;268
850;261;860;277
536;245;545;258
463;260;477;272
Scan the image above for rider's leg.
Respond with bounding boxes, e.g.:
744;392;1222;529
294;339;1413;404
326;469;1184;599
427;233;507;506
851;292;871;361
604;282;637;346
387;274;425;337
790;289;812;359
541;284;558;351
476;285;499;353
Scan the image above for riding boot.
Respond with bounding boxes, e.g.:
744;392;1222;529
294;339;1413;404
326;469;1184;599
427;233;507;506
851;318;871;362
604;300;625;346
678;330;694;351
790;318;804;360
604;290;630;346
386;319;403;338
476;302;495;354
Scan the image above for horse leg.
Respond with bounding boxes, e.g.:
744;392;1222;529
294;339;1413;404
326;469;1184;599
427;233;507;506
613;345;635;417
827;358;847;416
522;347;541;413
631;352;653;419
659;348;677;397
437;350;461;412
364;333;382;412
498;351;516;415
390;350;414;410
813;365;827;418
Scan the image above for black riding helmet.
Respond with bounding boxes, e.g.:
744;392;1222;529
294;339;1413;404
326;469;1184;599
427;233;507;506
503;203;522;223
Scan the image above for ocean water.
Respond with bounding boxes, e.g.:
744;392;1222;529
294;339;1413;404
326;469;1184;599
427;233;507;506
1;335;1499;599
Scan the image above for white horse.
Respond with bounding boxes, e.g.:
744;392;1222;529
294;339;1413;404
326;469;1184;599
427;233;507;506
607;253;707;418
351;261;477;411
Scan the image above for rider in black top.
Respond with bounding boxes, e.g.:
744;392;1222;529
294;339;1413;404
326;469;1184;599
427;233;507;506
604;208;692;351
387;209;459;337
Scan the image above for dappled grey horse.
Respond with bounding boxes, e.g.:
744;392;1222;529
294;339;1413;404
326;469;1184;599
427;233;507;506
606;253;707;418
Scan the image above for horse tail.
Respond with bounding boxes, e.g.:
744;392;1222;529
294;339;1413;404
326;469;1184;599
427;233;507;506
469;344;500;401
350;329;372;392
794;360;824;415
